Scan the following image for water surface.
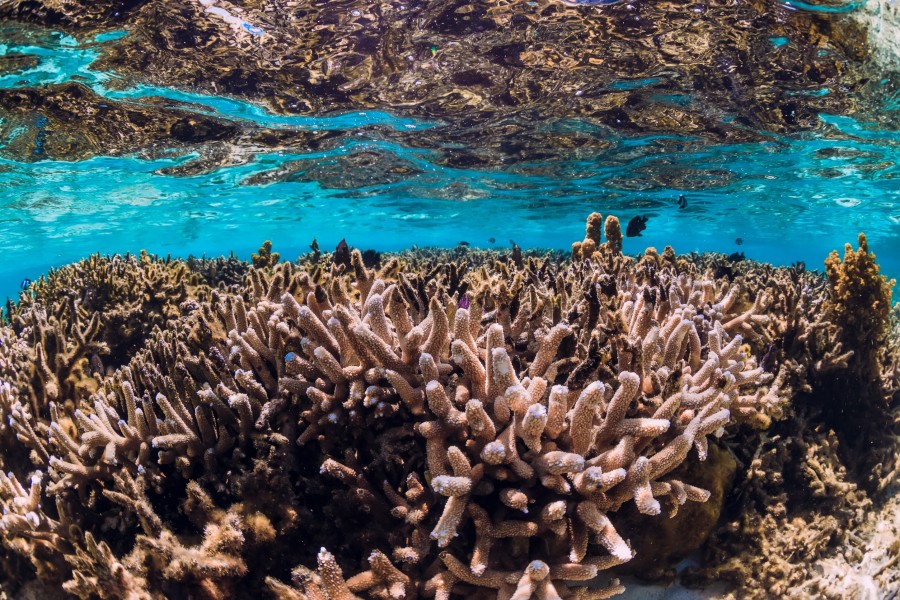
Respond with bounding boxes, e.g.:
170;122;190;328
0;22;898;302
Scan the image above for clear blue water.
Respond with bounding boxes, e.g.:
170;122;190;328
1;27;899;302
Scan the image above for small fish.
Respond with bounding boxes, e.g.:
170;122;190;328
20;278;31;290
89;353;104;376
626;215;648;237
242;22;265;36
727;251;745;262
488;237;496;244
457;241;470;247
458;296;470;309
760;343;777;373
678;194;687;209
333;238;351;267
735;237;743;246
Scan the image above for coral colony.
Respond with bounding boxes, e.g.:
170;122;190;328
0;214;898;599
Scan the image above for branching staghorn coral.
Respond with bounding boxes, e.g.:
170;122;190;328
3;252;203;417
252;241;281;270
0;213;880;600
676;245;900;598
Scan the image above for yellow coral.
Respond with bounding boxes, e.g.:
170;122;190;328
824;233;895;384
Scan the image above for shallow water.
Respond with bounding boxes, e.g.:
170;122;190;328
1;5;899;599
0;16;898;303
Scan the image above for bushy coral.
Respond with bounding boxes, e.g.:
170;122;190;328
0;253;211;439
0;214;895;600
253;241;281;270
186;251;251;288
824;233;895;387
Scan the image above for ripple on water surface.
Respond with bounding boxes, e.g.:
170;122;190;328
0;21;898;304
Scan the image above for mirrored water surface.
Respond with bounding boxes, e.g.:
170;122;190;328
0;16;898;302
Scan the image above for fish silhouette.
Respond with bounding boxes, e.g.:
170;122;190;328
488;237;496;244
735;237;743;246
678;195;687;209
760;342;778;373
333;239;351;267
626;215;648;237
457;241;470;247
89;353;104;376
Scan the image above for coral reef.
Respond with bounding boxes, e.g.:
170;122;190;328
252;241;281;270
680;241;900;598
185;251;251;289
1;253;209;425
824;233;895;397
0;213;897;599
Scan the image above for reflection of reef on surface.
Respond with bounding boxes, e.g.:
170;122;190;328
1;214;897;599
0;82;347;163
0;0;897;165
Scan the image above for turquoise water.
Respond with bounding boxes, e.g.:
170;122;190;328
1;27;899;302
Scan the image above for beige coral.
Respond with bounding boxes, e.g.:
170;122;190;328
0;215;804;600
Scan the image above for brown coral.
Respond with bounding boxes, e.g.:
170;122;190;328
0;213;895;600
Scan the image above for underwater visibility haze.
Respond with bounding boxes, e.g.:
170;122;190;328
0;1;899;599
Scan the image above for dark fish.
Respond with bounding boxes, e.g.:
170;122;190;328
511;243;523;268
333;238;351;267
735;237;743;246
89;353;104;376
457;241;470;247
626;215;648;237
20;278;31;290
727;251;745;262
678;194;687;209
713;263;734;281
488;237;496;244
458;296;470;309
760;343;777;373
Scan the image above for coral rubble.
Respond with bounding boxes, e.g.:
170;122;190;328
0;213;897;599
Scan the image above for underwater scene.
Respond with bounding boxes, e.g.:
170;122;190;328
0;0;899;598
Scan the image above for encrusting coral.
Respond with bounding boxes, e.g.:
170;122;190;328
0;213;894;599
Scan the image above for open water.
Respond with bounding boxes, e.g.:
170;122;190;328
0;3;898;303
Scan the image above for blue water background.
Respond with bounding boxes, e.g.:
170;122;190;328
1;28;899;303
